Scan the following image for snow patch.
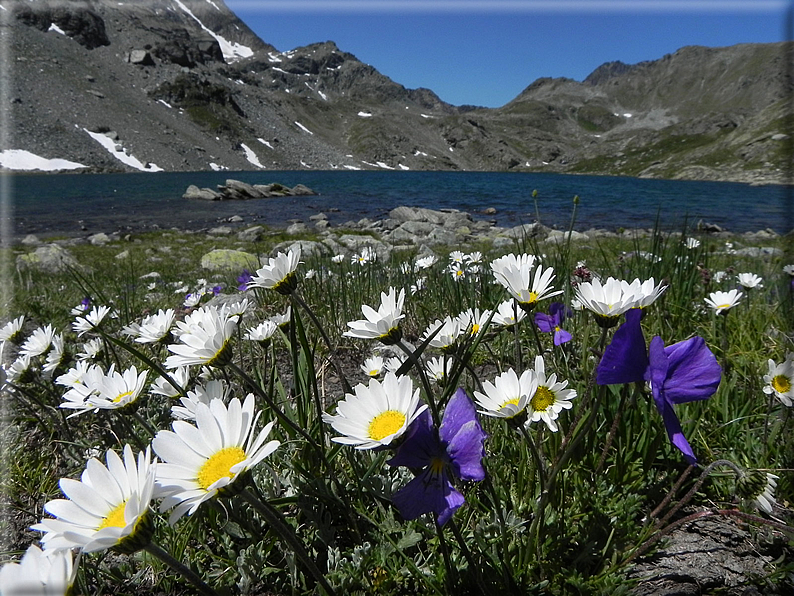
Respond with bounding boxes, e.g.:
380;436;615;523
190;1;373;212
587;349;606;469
294;121;313;135
357;111;372;118
300;160;309;168
398;164;409;171
235;79;245;85
272;67;288;74
420;114;433;119
376;162;394;170
0;149;86;172
240;143;265;169
48;23;66;35
343;165;361;170
173;0;253;62
257;138;274;150
83;129;164;172
204;0;220;10
157;99;172;109
0;4;6;10
623;113;632;118
210;162;228;171
317;90;327;101
413;150;428;157
268;53;282;63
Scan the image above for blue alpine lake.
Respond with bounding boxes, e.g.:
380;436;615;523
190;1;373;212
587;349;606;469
6;170;792;239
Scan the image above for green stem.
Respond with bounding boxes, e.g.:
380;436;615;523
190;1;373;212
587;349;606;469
239;487;337;596
144;542;219;596
397;339;440;426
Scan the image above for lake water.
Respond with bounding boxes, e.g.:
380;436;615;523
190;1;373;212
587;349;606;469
6;170;792;239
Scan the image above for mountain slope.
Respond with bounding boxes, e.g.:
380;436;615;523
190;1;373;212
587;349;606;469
5;0;791;184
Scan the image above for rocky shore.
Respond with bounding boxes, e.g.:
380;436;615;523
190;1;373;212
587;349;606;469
16;204;785;273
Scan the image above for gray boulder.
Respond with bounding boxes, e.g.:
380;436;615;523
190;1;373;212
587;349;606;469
17;244;79;272
200;249;258;271
237;226;264;242
183;185;220;200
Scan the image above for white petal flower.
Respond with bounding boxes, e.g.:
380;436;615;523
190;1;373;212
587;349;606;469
61;366;148;417
685;237;700;249
622;277;667;309
153;394;280;523
361;355;385;378
491;255;561;310
0;545;75;595
525;355;577;432
165;306;239;368
456;308;492;337
763;355;794;407
151;366;192;399
492;299;526;328
248;247;301;294
705;289;742;314
72;305;112;337
77;338;103;361
422;316;461;352
32;445;157;553
42;334;67;377
171;379;230;420
414;255;438;270
322;372;426;450
245;320;278;343
574;277;639;326
474;368;537;419
0;315;25;344
755;473;779;514
736;272;763;290
20;324;57;358
343;287;405;344
426;356;451;385
132;309;176;343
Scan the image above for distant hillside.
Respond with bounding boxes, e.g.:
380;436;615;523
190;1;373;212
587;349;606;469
6;0;791;184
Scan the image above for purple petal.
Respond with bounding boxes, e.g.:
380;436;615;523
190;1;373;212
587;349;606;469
439;388;479;445
387;408;436;469
534;312;555;333
553;328;572;346
391;469;464;526
658;394;698;465
596;309;648;385
662;337;721;404
446;421;486;481
548;302;568;322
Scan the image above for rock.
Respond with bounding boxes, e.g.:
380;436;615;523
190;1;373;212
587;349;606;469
545;230;589;244
228;215;244;223
252;183;290;197
20;234;41;246
200;249;258;271
501;222;549;240
183;185;220;200
315;220;330;231
734;246;782;258
88;232;110;245
87;89;105;99
208;226;232;236
16;4;110;49
286;222;308;235
115;250;129;260
16;244;79;272
128;50;155;66
237;226;264;242
309;213;327;221
291;184;316;196
272;240;328;258
218;179;264;200
771;133;788;141
483;207;497;215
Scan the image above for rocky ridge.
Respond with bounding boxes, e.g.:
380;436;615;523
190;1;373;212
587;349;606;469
4;0;791;184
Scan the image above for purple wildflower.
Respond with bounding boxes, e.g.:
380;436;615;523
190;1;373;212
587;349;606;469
212;285;223;296
388;388;487;526
81;297;91;309
596;309;721;464
534;302;572;346
237;269;253;292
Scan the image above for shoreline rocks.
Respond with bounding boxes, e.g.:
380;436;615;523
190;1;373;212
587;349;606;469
182;179;317;201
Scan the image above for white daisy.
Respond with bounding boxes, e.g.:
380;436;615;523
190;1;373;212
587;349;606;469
151;366;191;399
42;333;67;377
269;306;291;329
171;379;229;420
448;250;466;265
72;305;112;337
705;289;742;314
221;297;251;320
422;316;462;352
165;305;239;368
0;545;75;595
19;324;57;358
331;254;345;263
414;255;438;270
426;356;451;385
783;264;794;277
492;299;526;328
343;287;405;344
61;365;148;417
134;309;176;344
736;272;763;290
492;256;561;311
574;277;639;327
755;473;779;514
685;237;700;249
32;445;157;553
153;394;280;523
384;355;405;374
0;315;25;345
763;355;794;407
474;368;537;419
248;247;301;294
449;263;466;282
623;277;667;309
456;308;492;337
77;338;103;361
351;246;377;266
410;276;427;294
525;355;576;432
6;355;34;384
322;372;426;450
245;320;278;344
361;355;385;378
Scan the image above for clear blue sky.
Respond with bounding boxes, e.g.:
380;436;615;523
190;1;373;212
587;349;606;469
226;1;790;108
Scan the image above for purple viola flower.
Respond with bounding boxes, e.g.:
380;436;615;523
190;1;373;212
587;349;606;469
237;269;253;292
388;388;487;526
596;309;721;464
212;285;223;296
534;302;572;345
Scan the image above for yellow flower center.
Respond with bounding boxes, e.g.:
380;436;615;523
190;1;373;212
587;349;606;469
500;397;520;409
772;374;792;394
718;303;730;310
113;390;134;404
368;410;406;441
98;500;128;530
198;447;247;491
554;325;561;332
528;291;539;304
531;386;555;412
471;323;480;335
368;369;379;377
